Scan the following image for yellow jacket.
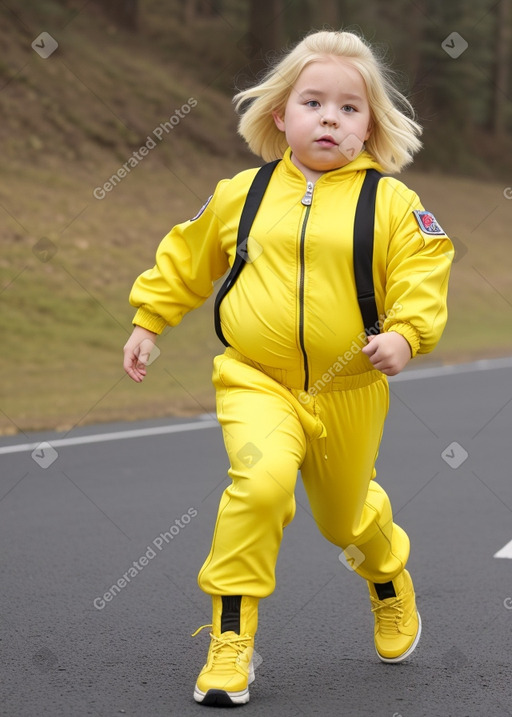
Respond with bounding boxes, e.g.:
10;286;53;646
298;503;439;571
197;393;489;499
130;148;453;390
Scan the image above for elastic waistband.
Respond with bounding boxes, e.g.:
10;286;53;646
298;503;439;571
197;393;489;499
223;347;384;392
311;369;385;391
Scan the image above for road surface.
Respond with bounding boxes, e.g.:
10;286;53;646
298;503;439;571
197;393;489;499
1;358;511;716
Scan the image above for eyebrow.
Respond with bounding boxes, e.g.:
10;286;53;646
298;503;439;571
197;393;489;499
299;88;364;102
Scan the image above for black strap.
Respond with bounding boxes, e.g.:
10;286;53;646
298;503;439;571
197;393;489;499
214;159;281;346
353;169;381;335
214;163;382;345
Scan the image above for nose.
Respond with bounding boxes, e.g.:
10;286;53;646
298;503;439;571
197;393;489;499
320;108;339;127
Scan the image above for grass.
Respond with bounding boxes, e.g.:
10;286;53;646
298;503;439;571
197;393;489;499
1;1;511;434
2;154;511;435
0;152;237;434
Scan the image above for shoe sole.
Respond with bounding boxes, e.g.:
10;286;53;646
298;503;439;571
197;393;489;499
193;662;255;706
193;687;250;706
376;611;422;664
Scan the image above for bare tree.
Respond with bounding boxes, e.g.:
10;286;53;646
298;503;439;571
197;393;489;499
493;0;511;137
248;0;284;54
90;0;139;31
309;0;340;29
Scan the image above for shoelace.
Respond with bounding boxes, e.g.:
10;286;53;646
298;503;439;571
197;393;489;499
191;624;252;667
370;596;404;635
191;623;213;638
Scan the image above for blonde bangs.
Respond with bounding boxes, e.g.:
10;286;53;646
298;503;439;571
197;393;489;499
233;30;423;173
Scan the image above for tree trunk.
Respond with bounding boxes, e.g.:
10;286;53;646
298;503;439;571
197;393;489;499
110;0;138;31
248;0;284;54
198;0;222;17
309;0;340;29
493;0;511;137
183;0;196;25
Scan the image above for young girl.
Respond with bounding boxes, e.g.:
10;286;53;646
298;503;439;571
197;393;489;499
123;30;453;707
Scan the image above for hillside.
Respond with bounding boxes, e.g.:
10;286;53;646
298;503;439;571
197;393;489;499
1;1;256;163
1;1;511;433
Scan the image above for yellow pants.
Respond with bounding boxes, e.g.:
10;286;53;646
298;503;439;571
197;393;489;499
198;349;410;597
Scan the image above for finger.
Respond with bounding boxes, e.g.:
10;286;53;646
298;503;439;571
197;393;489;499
369;357;383;370
375;357;399;375
123;352;146;382
123;353;134;375
366;349;391;371
125;363;144;382
362;339;379;356
125;367;142;382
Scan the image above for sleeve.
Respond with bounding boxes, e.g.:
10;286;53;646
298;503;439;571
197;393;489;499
380;180;454;357
129;180;231;334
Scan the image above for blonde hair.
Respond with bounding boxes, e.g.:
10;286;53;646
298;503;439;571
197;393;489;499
234;30;422;173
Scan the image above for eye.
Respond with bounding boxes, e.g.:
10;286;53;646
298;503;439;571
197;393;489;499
342;105;356;113
305;100;320;108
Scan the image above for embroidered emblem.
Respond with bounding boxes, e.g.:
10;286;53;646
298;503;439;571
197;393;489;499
190;194;213;221
413;210;446;236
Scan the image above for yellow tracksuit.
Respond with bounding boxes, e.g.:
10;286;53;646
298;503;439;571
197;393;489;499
130;147;453;596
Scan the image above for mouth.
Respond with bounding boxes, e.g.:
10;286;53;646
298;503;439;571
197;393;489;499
315;135;338;147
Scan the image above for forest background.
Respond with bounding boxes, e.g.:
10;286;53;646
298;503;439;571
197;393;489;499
1;0;511;432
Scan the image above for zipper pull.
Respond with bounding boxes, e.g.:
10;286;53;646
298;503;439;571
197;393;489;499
301;181;314;206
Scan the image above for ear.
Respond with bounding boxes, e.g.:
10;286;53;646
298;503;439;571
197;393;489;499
272;110;285;132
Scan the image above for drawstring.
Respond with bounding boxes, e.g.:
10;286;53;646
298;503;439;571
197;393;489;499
311;395;328;460
294;389;327;453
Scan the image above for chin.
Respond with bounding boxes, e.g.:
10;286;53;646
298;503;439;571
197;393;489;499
321;162;346;172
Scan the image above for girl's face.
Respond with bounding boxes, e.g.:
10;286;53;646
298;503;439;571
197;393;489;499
273;57;372;179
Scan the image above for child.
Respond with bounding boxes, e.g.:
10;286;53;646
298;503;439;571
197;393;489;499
123;29;453;707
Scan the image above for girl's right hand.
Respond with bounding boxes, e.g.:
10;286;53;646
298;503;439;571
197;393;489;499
123;325;158;383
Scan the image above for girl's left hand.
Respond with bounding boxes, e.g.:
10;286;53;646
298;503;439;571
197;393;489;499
361;331;412;376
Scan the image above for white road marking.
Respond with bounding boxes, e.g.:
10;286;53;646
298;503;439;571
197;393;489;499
494;539;512;559
389;355;512;382
0;419;219;456
0;356;510;456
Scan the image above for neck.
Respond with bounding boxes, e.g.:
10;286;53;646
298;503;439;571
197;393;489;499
289;152;347;184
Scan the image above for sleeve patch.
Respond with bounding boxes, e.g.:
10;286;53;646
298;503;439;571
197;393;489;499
413;210;446;236
190;194;213;221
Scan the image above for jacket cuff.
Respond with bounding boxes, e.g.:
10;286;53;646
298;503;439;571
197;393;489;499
384;322;420;358
132;307;167;334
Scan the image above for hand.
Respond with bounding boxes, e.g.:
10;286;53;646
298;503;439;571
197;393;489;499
123;326;158;383
361;331;412;376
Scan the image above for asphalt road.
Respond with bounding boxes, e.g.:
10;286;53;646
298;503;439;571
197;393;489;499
1;358;511;717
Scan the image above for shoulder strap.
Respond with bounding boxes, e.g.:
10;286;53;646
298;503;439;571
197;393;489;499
214;159;281;346
353;168;382;336
215;163;382;347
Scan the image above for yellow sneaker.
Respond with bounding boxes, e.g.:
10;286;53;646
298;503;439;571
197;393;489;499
368;569;421;663
193;595;258;706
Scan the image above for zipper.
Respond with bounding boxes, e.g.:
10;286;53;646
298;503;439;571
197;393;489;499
299;181;314;391
301;181;314;206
